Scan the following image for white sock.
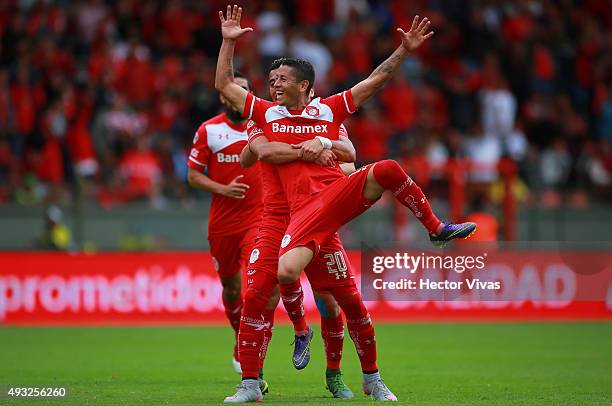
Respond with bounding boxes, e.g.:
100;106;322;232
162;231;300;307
242;378;258;389
363;371;381;385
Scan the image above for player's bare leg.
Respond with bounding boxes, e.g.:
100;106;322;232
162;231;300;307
364;160;476;247
315;290;354;399
278;246;314;369
220;272;243;374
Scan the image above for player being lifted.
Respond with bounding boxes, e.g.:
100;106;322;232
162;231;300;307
231;63;358;402
216;4;476;402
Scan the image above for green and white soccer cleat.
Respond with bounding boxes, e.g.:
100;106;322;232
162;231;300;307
224;380;263;403
259;378;269;396
325;369;354;398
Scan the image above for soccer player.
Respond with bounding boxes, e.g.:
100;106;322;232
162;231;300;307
231;65;357;402
186;71;269;378
216;5;476;402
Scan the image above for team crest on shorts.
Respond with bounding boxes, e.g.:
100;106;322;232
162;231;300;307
305;106;319;117
281;234;291;248
249;249;259;264
212;256;219;271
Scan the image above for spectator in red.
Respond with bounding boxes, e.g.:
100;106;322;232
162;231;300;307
349;105;391;164
118;136;162;203
380;74;417;132
112;37;155;105
160;0;194;51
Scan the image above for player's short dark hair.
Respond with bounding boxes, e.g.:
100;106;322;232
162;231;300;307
269;58;315;93
233;70;250;90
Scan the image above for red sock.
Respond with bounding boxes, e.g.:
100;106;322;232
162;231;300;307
222;294;243;350
332;285;377;372
321;313;344;370
239;272;276;379
373;159;442;234
259;307;276;369
279;280;308;334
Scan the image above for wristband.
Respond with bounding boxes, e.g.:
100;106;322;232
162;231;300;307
316;136;333;149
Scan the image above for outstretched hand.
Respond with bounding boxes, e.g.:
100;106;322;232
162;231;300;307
219;4;253;40
397;15;434;52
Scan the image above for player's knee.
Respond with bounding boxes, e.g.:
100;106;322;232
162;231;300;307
372;159;405;189
278;258;300;283
222;286;241;302
221;276;241;301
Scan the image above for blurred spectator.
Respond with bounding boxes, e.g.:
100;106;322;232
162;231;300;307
256;1;286;67
0;0;608;209
37;205;73;251
118;136;162;202
349;104;391;165
288;28;332;93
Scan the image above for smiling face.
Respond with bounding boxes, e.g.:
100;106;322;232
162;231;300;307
272;65;310;108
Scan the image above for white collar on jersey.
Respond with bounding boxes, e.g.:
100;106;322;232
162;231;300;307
265;97;334;123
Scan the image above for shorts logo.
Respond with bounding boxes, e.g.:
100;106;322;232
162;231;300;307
305;106;320;117
212;257;219;271
281;234;291;248
249;249;260;264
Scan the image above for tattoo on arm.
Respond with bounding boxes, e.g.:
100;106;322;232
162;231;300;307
225;57;233;78
372;54;402;80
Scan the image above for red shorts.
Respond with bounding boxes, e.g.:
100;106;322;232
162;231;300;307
208;225;259;278
280;164;379;256
305;234;355;289
248;215;355;290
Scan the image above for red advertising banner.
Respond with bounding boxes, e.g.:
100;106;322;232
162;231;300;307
0;251;610;325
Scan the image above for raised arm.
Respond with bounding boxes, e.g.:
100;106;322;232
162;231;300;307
214;5;252;112
350;15;433;108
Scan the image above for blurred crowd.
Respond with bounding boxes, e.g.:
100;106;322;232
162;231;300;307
0;0;610;209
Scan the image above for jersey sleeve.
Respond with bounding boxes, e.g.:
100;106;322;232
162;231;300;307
187;126;211;171
321;89;357;124
246;119;266;145
242;92;274;124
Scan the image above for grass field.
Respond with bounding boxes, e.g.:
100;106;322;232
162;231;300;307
0;323;611;405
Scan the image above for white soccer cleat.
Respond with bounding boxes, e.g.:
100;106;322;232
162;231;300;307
224;380;263;403
363;378;398;402
232;356;242;374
